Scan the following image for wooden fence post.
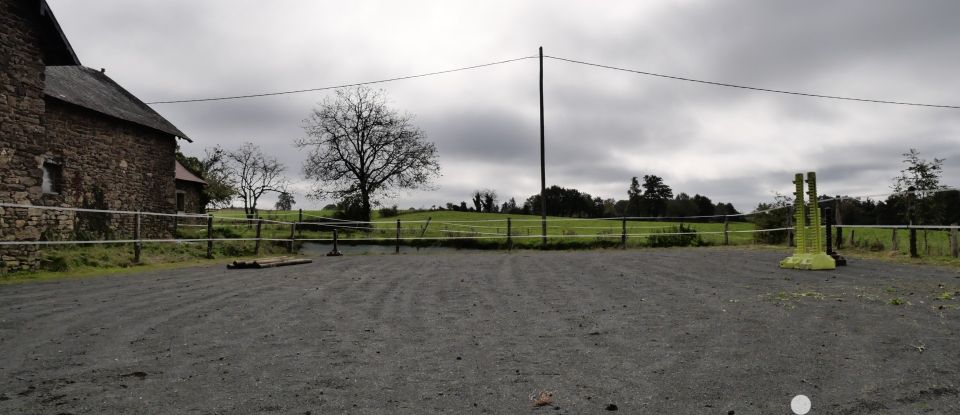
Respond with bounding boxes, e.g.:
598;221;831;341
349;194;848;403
395;219;400;254
206;215;213;259
254;218;262;256
621;217;627;249
951;224;958;258
333;229;339;253
909;226;918;258
891;228;898;252
134;211;142;263
298;209;303;238
787;207;794;247
326;229;343;256
723;216;730;246
541;217;547;248
835;198;843;248
419;217;432;237
823;207;833;254
288;222;296;253
507;218;513;251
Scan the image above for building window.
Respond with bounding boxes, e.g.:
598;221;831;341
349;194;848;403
42;161;62;194
176;191;186;213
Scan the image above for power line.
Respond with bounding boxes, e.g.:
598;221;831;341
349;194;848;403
544;55;960;110
147;53;960;109
146;56;537;104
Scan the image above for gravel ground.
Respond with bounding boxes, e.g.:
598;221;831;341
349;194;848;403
1;247;959;414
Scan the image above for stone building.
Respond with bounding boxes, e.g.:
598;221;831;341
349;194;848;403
1;1;192;271
175;160;207;214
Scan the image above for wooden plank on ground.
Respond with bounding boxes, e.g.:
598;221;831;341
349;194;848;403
227;257;312;269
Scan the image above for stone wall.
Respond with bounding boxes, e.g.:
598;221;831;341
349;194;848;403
42;99;178;239
1;97;179;271
176;181;205;214
0;1;48;271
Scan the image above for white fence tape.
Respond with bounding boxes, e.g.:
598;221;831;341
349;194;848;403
2;201;954;248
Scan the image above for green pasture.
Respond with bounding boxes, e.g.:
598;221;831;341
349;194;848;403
191;209;765;248
196;210;957;255
207;208;336;220
836;226;957;257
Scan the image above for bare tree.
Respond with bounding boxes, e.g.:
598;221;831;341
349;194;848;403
225;142;287;217
298;86;440;221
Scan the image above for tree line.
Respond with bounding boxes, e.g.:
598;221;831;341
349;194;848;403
833;149;957;226
751;148;957;244
441;176;740;220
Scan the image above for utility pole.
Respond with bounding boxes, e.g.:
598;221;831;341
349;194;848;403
539;46;547;246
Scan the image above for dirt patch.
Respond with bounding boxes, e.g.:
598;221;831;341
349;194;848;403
1;248;958;414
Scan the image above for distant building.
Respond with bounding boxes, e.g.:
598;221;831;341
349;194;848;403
1;0;192;271
175;160;206;214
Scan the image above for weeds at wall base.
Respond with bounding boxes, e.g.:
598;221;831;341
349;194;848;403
0;240;291;283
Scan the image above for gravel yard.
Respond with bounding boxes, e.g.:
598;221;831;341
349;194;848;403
1;247;959;414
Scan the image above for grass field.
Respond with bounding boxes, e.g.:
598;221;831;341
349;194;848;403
199;209;960;254
201;209;763;248
838;225;957;257
11;209;956;281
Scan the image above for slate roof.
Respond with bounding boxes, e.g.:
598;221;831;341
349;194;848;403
44;66;191;141
175;160;207;185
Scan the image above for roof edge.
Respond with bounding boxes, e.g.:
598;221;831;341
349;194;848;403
175;160;207;185
44;66;192;142
39;0;81;66
44;93;192;143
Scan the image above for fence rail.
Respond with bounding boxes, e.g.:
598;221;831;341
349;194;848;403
834;223;959;258
1;203;958;259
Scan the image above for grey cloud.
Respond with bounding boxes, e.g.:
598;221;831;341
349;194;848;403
45;0;960;211
421;108;539;164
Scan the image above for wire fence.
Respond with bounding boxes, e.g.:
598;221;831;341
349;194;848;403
834;224;959;258
1;201;957;259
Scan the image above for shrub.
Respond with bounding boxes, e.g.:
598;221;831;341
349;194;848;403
647;224;704;248
74;186;113;241
41;255;69;272
751;194;792;245
212;226;242;239
378;205;399;218
333;195;371;222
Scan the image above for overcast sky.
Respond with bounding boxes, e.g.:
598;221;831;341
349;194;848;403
48;0;960;211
